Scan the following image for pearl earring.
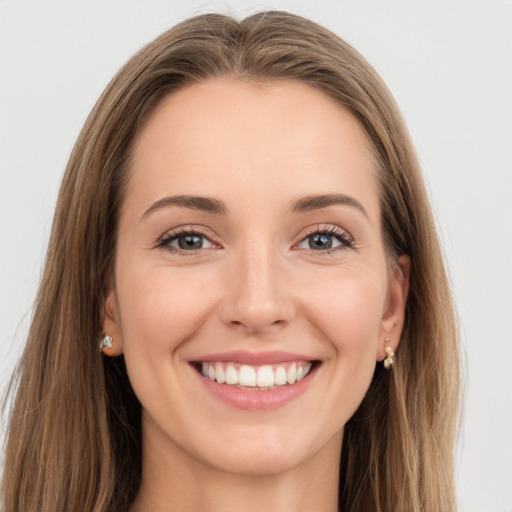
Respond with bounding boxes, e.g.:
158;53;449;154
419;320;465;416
383;338;395;369
99;333;113;353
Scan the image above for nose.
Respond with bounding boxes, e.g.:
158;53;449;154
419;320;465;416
219;244;295;336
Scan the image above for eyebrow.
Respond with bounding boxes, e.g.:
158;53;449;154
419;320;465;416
142;195;228;219
291;193;368;218
142;192;368;220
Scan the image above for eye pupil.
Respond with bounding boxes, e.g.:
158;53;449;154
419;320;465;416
309;233;332;250
178;234;203;250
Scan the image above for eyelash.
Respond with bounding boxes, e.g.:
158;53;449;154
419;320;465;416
156;227;218;255
297;224;354;254
156;224;354;255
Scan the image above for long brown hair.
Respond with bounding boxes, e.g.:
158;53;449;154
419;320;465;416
1;11;460;512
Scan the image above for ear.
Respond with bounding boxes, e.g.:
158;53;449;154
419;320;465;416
377;254;410;360
101;286;124;356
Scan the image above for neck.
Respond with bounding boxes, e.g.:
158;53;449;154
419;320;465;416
129;418;342;512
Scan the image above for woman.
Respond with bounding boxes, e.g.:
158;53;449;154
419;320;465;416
1;11;460;512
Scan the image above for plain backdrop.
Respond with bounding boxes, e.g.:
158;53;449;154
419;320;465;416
1;1;511;511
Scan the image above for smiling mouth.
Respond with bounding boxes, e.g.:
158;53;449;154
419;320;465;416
193;361;318;390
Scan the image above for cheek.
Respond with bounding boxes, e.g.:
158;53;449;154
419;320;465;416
303;271;386;351
297;265;387;408
116;262;217;355
288;268;387;440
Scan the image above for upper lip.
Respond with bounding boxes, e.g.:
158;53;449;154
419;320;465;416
190;350;317;366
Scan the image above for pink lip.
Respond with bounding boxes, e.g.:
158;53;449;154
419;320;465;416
190;352;318;411
198;375;314;410
190;350;315;365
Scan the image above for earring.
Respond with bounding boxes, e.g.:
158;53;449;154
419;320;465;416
383;338;394;369
99;333;113;353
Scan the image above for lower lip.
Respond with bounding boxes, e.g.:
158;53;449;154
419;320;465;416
195;366;316;411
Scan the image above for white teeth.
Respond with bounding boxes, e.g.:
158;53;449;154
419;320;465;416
287;363;297;384
256;365;275;387
215;363;226;384
201;361;314;388
225;364;239;385
274;366;287;386
239;365;257;386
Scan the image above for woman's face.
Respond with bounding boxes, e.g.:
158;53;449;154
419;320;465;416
104;78;408;476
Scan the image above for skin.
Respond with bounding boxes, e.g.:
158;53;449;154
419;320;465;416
103;78;410;512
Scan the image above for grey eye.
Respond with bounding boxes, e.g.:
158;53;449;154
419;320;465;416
166;233;215;251
298;233;344;251
307;233;334;250
177;234;204;250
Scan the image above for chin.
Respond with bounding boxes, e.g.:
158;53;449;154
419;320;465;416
205;442;315;477
191;422;344;478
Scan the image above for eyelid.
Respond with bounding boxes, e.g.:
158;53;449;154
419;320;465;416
156;225;222;252
293;224;355;251
154;223;354;254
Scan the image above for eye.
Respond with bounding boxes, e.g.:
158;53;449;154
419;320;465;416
157;228;218;254
296;226;353;252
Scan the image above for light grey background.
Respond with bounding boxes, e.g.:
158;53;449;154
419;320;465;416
1;1;511;511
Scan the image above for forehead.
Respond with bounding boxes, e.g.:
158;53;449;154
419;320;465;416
126;78;380;219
